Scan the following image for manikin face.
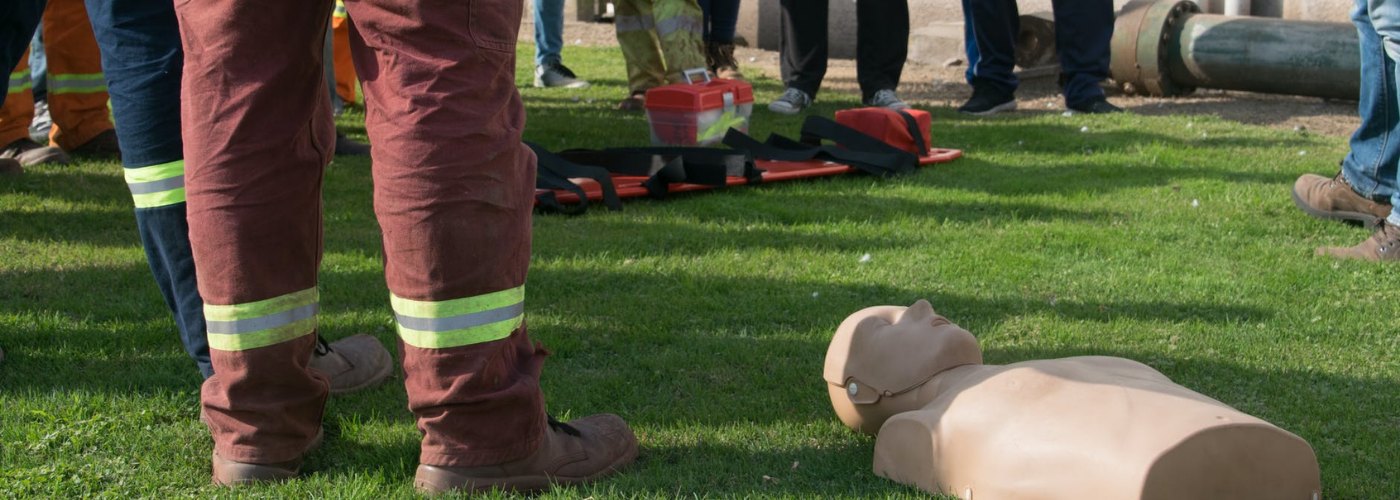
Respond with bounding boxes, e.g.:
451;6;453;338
824;300;983;434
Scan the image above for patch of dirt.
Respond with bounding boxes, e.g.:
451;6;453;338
524;20;1362;137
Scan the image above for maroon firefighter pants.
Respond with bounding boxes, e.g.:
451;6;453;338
174;0;546;467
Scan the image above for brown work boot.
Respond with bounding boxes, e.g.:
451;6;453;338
69;129;122;158
211;427;324;486
310;334;394;394
414;414;639;495
1;138;70;167
0;158;22;176
618;91;646;112
1292;170;1393;229
706;41;745;81
1316;218;1400;262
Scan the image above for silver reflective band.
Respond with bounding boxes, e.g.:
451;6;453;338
615;14;655;33
48;77;107;91
655;16;701;37
206;303;319;334
8;74;30;89
126;175;185;195
395;301;524;333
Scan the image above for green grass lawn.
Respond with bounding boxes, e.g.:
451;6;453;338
3;44;1399;499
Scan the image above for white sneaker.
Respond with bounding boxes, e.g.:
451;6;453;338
534;62;590;89
865;89;910;110
768;88;812;115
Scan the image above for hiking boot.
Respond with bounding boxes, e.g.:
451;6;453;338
414;414;639;495
865;89;910;110
618;91;646;111
1;138;71;166
334;132;371;157
958;84;1016;116
211;427;324;486
535;61;591;89
768;87;812;115
1316;218;1400;262
706;41;745;81
70;129;121;158
1;158;24;176
1068;96;1124;114
1292;170;1393;230
310;334;394;394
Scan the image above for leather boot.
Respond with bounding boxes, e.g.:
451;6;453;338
310;334;394;394
1317;219;1400;262
1;138;71;167
414;414;638;494
211;427;324;485
706;41;744;81
1292;170;1393;229
0;158;21;176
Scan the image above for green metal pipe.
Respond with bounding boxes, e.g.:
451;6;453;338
1111;0;1360;100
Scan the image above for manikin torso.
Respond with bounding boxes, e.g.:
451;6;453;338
824;301;1321;500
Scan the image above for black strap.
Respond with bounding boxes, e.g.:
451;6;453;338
557;147;761;199
529;142;622;215
723;116;916;178
893;109;929;156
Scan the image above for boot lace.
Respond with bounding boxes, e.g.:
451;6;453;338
547;415;582;437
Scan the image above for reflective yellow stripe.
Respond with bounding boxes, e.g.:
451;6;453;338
125;160;186;208
48;72;107;94
333;1;348;18
8;68;31;93
391;286;525;349
205;288;319;351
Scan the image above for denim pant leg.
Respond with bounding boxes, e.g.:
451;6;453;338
534;0;564;66
1;0;44;108
85;0;212;378
30;28;46;101
1348;0;1400;223
962;0;1019;95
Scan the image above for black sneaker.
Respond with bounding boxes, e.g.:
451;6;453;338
958;85;1016;116
1068;97;1124;114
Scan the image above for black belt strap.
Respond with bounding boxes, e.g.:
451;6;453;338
529;142;622;215
893;109;929;156
558;147;761;199
724;116;917;178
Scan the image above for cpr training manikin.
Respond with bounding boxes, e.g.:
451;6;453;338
824;300;1322;500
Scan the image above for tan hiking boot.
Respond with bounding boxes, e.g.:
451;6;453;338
414;414;639;495
0;158;21;176
2;138;70;167
1292;170;1393;229
310;334;394;394
211;427;324;486
1317;218;1400;262
706;41;745;81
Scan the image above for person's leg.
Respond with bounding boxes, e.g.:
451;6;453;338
653;0;706;79
0;54;37;148
962;0;978;84
534;0;565;67
778;0;827;97
1050;0;1113;108
963;0;1018;95
855;0;908;101
86;0;212;378
41;0;115;152
323;21;344;116
1;0;44;110
1348;0;1400;216
707;0;739;43
332;1;357;105
615;0;667;93
29;29;46;103
174;0;334;469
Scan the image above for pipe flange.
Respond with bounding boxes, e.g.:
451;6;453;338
1110;0;1199;97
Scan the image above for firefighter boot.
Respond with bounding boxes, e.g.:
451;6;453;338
414;414;639;494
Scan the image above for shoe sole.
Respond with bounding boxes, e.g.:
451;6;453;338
960;100;1017;116
768;104;803;115
19;149;71;167
1291;187;1384;230
534;78;591;89
414;440;640;494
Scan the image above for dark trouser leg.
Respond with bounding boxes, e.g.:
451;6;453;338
778;0;827;98
963;0;1019;95
0;0;44;108
86;0;212;378
174;0;335;464
343;0;548;467
1051;0;1113;107
855;0;908;100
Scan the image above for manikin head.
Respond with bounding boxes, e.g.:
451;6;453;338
823;300;983;435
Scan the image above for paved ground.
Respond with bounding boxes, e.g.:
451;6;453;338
523;19;1363;137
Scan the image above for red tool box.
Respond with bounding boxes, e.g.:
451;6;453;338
645;69;754;147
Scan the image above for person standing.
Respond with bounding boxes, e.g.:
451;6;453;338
768;0;911;115
170;0;637;492
957;0;1120;115
613;0;706;110
699;0;743;80
1290;0;1400;261
533;0;591;88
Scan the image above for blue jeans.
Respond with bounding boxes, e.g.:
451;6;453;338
961;0;1112;107
534;0;563;66
30;28;46;101
86;0;213;378
1;0;44;109
1345;0;1400;224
